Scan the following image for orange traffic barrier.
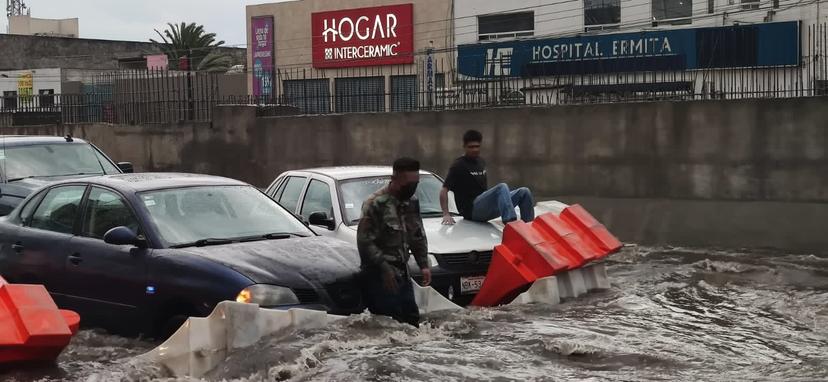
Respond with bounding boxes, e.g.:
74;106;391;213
470;221;571;307
532;213;601;264
560;204;623;257
471;206;622;307
0;277;80;363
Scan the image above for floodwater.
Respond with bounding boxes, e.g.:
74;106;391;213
4;246;828;382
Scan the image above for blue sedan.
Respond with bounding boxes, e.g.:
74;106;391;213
0;173;363;337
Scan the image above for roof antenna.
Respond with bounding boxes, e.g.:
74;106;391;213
64;134;73;142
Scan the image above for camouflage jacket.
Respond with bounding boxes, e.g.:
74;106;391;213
357;186;429;275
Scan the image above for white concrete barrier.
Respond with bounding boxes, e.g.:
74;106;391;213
510;276;561;305
138;302;342;378
142;268;611;378
581;263;611;291
411;281;463;314
557;268;588;299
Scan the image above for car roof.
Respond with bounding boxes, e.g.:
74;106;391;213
0;135;89;147
49;172;248;193
291;166;434;181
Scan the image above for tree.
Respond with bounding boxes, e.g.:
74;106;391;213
150;22;232;72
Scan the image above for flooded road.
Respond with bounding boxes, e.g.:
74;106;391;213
4;246;828;381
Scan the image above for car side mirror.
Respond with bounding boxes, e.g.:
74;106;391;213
293;213;310;227
104;226;146;248
117;162;134;173
308;211;336;231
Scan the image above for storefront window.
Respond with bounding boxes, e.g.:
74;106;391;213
284;79;330;114
391;75;417;112
335;76;385;113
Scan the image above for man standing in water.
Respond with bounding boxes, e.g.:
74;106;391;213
440;129;535;225
357;157;431;326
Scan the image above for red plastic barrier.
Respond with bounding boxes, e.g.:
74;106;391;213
560;204;623;257
532;213;601;264
470;221;570;307
0;277;80;363
470;205;623;307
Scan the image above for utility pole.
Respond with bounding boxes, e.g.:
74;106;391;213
6;0;29;17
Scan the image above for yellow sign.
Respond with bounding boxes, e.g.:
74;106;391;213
17;72;33;98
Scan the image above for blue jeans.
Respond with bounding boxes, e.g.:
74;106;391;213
471;183;535;223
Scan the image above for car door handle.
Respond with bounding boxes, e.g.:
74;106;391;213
11;242;24;253
68;253;83;265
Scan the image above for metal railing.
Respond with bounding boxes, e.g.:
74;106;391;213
2;24;827;126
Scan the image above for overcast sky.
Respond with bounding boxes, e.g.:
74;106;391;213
0;0;286;47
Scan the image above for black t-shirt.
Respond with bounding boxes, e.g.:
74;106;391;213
444;156;487;219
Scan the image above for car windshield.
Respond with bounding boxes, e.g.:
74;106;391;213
139;185;313;247
1;143;120;181
340;174;458;225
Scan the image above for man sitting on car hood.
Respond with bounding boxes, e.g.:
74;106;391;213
440;129;535;225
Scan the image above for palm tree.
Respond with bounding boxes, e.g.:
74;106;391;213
150;22;232;72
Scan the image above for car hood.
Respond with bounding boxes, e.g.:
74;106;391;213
343;217;503;254
420;217;504;253
170;236;361;286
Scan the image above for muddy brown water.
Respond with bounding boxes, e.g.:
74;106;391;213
4;246;827;381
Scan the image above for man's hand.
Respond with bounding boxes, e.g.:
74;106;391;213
382;268;399;293
439;187;455;225
420;268;432;287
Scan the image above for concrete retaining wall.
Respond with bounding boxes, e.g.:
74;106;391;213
4;97;826;252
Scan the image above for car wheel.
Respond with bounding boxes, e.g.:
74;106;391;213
159;314;190;340
154;303;198;340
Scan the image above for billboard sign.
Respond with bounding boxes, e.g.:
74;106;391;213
312;4;414;68
146;54;169;70
458;21;801;78
252;16;275;97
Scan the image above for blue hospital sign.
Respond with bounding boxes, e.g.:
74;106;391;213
459;21;800;78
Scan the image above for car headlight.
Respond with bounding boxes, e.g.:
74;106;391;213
428;254;439;268
235;284;300;306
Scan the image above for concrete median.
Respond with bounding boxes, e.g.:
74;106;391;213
139;302;342;378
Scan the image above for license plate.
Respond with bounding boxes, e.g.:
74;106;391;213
460;276;486;294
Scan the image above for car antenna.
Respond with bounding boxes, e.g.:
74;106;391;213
64;134;73;142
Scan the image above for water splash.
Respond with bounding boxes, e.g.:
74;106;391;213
4;247;828;382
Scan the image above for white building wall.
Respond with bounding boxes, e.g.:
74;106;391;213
455;0;824;46
0;68;62;95
9;15;79;38
452;0;828;106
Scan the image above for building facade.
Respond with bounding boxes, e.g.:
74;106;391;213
8;15;79;38
454;0;827;104
246;0;453;113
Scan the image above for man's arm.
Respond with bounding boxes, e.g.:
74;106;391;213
440;187;455;225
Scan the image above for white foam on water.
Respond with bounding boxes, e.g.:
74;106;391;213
8;246;828;382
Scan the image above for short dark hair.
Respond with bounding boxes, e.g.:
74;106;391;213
463;129;483;145
393;157;420;173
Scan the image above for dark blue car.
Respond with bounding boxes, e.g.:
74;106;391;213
0;173;363;337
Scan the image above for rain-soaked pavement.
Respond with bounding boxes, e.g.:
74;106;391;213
4;246;828;382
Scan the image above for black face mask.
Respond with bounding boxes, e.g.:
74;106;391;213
397;182;419;201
